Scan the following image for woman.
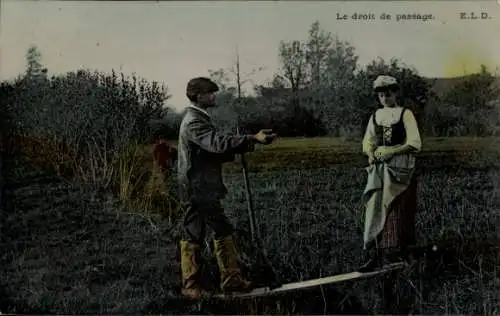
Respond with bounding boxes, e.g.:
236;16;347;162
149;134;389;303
358;75;422;272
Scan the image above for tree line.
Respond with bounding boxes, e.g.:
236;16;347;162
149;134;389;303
1;20;499;157
208;21;500;139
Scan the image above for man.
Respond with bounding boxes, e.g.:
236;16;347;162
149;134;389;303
177;77;276;299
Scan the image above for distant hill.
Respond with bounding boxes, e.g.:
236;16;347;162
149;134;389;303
427;75;500;97
427;76;474;97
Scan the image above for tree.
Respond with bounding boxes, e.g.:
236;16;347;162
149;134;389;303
208;67;238;132
305;20;333;87
440;65;498;136
487;73;500;136
25;44;47;80
208;47;267;133
312;35;360;136
323;36;358;86
278;40;307;92
208;68;234;92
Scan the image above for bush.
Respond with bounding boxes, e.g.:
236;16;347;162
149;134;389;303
3;69;180;219
7;68;168;179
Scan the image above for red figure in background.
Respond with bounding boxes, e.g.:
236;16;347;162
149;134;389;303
153;138;177;173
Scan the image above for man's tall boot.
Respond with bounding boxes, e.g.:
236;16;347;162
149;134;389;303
213;235;253;293
180;240;207;300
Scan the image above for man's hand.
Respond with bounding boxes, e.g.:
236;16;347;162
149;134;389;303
374;146;395;161
252;129;277;145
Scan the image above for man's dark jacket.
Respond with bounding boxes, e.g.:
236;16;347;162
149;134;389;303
177;106;255;203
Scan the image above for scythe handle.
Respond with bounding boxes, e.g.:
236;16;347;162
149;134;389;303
240;152;259;243
236;117;282;288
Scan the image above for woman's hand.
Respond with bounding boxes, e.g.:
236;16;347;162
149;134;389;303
368;153;376;165
374;146;395;161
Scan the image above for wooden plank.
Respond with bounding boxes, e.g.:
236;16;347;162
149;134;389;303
212;262;406;299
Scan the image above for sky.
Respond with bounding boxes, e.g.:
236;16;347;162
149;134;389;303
2;1;500;111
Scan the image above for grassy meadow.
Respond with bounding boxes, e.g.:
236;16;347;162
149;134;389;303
153;136;500;171
1;136;499;314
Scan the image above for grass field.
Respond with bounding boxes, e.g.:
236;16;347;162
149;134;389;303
1;137;499;314
156;136;500;172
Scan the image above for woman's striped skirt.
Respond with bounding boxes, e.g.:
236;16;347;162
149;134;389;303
379;175;418;250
